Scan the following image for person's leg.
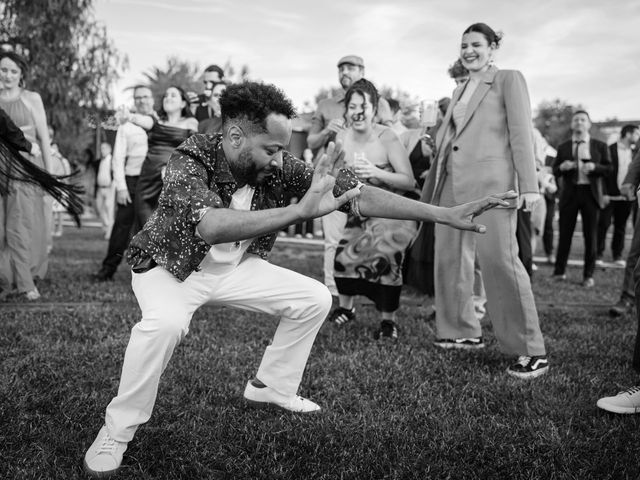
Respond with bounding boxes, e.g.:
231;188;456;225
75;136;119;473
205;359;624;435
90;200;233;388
434;224;477;340
320;210;346;296
612;200;633;261
206;256;332;397
597;203;613;260
434;175;477;340
5;186;37;293
621;213;640;301
543;195;555;260
475;207;546;357
580;191;599;281
516;207;533;276
633;254;640;371
95;189;108;232
104;185;116;239
554;199;579;276
101;177;139;274
473;253;487;318
105;267;210;442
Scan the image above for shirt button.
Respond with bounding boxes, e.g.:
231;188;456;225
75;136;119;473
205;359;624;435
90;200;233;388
453;146;459;151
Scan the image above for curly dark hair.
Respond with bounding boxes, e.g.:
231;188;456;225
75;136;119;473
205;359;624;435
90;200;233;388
220;81;296;135
343;78;379;124
447;59;469;80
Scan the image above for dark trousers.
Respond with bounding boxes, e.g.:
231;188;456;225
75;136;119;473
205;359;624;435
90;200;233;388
101;175;140;273
597;200;634;260
516;208;532;276
632;252;640;371
621;213;640;301
554;185;600;279
543;195;556;256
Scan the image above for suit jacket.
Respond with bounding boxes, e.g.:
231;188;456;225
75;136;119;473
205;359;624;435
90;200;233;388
429;66;538;206
552;138;612;209
622;148;640;188
606;142;638;196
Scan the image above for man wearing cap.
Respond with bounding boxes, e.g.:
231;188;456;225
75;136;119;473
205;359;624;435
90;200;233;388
307;54;393;295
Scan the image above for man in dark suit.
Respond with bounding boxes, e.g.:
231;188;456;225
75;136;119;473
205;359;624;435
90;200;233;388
552;110;612;287
597;124;639;265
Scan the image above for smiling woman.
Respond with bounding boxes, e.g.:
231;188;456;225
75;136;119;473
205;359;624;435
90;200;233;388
425;22;549;379
116;84;199;227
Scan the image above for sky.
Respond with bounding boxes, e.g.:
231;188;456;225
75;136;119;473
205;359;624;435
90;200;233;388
94;0;640;121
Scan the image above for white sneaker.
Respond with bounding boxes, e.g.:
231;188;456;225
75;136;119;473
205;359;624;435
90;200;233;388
597;385;640;414
25;288;40;301
83;426;128;478
243;381;321;413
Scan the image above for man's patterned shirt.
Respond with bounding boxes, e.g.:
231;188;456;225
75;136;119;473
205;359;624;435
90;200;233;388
126;133;359;281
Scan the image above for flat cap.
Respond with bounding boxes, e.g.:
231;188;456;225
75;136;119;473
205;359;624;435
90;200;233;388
337;55;364;68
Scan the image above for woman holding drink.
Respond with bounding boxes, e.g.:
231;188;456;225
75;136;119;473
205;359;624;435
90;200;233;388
427;23;548;378
328;78;416;340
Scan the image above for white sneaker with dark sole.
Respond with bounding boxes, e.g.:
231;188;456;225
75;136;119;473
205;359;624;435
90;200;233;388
506;355;549;379
243;381;321;413
433;337;485;350
597;386;640;414
84;426;128;478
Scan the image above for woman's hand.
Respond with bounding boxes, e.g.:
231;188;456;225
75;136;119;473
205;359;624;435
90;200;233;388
518;192;541;212
353;156;381;180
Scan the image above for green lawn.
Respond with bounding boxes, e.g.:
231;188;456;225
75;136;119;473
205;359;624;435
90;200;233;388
1;227;639;479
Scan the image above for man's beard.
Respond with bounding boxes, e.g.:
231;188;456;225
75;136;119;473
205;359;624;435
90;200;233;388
230;147;260;187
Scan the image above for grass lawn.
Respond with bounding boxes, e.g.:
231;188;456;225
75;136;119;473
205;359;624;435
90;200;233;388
1;226;640;479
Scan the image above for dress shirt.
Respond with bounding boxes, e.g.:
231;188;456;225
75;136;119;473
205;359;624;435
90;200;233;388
112;121;149;192
617;142;633;190
573;134;591;185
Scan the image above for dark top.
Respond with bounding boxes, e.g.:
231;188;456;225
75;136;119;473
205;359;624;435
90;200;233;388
0;107;32;153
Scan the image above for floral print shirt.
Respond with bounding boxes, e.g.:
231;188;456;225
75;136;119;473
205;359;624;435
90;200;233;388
127;133;359;281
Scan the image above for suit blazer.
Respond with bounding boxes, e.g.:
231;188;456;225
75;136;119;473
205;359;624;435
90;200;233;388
430;66;538;206
622;148;640;189
606;143;638;196
552;138;612;209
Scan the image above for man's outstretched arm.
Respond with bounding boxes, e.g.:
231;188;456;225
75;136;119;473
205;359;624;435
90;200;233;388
354;186;517;234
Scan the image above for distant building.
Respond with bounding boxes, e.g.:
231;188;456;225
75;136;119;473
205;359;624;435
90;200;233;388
594;119;640;145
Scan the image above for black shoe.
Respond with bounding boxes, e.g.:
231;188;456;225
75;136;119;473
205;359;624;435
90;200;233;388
506;355;549;379
609;298;634;317
328;307;356;326
373;320;398;340
93;268;114;282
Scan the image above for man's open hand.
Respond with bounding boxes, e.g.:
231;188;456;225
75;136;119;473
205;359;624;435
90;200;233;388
295;141;361;219
443;191;518;233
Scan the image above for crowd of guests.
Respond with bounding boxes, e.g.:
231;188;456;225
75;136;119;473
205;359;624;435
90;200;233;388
2;22;640;479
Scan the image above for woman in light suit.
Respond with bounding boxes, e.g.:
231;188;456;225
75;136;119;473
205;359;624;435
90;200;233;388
428;23;548;378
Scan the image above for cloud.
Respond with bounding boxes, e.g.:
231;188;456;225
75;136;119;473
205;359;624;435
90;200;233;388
98;0;640;120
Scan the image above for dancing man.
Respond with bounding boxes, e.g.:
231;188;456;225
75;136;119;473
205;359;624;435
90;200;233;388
83;81;515;477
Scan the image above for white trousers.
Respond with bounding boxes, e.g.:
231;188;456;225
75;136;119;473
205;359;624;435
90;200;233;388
95;185;116;235
321;210;346;296
105;255;332;442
